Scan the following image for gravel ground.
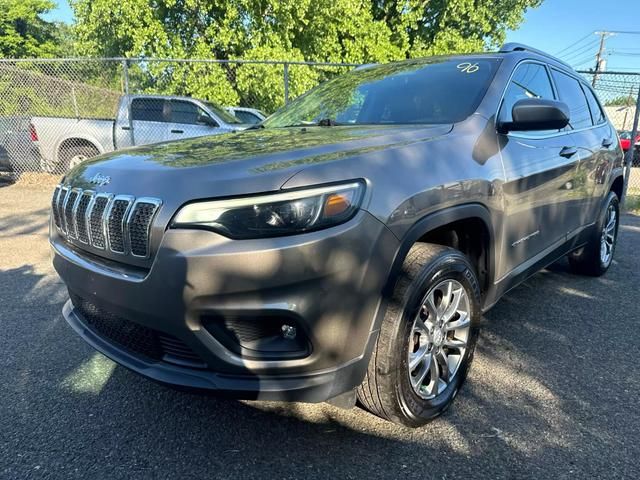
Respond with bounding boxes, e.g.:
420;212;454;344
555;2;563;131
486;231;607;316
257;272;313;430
1;183;639;480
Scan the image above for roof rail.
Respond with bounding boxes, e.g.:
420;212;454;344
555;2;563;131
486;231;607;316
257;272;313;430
499;42;573;69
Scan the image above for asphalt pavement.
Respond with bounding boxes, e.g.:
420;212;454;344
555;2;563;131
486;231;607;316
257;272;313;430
1;182;639;479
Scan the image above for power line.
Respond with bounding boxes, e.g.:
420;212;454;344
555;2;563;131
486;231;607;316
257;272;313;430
560;39;601;61
554;31;595;56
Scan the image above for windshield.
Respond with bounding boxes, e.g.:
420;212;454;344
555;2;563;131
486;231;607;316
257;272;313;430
264;57;501;128
619;131;631;140
204;101;242;124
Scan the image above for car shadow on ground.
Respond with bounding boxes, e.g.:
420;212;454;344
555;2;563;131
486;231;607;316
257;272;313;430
1;214;639;479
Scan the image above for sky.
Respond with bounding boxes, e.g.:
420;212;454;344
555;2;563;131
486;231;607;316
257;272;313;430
45;0;640;72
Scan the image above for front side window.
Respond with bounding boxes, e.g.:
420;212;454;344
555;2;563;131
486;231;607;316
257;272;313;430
499;62;556;135
264;57;501;127
550;69;593;130
582;85;606;125
131;98;166;122
170;100;216;126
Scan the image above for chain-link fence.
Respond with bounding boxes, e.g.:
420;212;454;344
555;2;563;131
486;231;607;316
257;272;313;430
577;70;640;205
0;58;639;205
0;57;355;181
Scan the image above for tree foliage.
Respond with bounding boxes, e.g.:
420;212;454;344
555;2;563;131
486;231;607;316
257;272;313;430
0;0;68;58
71;0;542;61
66;0;541;111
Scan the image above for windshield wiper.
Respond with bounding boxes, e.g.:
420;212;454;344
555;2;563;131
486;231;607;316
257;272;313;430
316;118;340;126
246;123;265;130
280;118;343;128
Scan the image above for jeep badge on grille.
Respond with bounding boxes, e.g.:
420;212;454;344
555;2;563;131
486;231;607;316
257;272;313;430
89;173;111;186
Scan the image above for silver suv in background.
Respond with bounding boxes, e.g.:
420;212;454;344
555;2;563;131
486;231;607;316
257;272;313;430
225;106;267;124
50;44;624;427
30;94;249;173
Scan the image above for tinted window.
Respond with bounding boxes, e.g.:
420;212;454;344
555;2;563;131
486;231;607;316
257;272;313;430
170;100;213;125
582;85;606;125
233;110;261;124
550;69;593;130
500;63;555;125
264;58;501;127
131;98;166;122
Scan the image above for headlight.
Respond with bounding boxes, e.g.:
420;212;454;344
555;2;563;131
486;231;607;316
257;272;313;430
171;181;364;239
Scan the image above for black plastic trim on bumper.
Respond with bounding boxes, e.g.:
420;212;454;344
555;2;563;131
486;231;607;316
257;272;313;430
62;300;376;402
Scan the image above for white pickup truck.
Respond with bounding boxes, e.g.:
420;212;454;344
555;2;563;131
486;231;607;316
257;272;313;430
30;94;249;173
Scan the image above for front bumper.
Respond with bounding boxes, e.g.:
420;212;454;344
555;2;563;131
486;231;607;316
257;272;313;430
53;210;398;402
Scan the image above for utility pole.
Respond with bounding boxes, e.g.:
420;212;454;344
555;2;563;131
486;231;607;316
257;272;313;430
593;31;614;87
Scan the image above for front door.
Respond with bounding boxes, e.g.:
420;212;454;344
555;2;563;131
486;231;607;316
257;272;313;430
167;100;221;142
497;62;582;277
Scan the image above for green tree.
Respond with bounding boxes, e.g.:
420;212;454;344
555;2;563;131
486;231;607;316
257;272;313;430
70;0;543;111
0;0;65;57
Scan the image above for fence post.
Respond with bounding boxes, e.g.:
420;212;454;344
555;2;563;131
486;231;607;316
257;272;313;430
622;86;640;203
283;62;289;105
121;59;135;146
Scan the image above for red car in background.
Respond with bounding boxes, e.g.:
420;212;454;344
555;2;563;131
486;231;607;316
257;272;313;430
619;130;640;152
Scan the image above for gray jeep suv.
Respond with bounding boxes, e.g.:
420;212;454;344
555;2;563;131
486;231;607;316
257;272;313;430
50;43;624;427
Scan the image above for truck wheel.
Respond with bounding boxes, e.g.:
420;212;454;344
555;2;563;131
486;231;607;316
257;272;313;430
357;244;481;427
568;191;619;276
58;145;100;174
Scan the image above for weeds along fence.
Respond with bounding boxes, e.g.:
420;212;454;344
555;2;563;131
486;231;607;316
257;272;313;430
0;59;638;204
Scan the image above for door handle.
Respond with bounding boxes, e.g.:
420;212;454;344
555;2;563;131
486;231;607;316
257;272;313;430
602;138;613;147
559;146;578;158
121;126;131;131
171;129;184;134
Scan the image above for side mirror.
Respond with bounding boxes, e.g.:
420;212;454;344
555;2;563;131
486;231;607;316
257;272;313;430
498;98;570;133
197;114;218;127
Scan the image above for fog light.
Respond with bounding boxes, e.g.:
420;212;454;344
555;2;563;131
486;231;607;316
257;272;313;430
281;324;297;340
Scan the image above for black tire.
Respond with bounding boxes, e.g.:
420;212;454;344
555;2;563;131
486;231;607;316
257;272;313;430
57;144;99;174
568;191;620;276
357;244;481;427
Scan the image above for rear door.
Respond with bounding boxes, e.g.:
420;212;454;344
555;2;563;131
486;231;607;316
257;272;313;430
130;98;170;146
549;69;608;230
498;62;582;276
167;100;221;141
580;82;617;219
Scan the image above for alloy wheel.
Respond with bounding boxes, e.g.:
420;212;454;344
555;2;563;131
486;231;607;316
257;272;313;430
600;203;617;267
408;279;470;400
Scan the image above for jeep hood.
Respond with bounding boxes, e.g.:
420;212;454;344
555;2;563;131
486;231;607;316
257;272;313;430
64;124;452;199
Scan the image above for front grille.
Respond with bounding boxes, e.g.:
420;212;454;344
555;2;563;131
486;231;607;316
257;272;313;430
70;292;206;368
52;185;161;258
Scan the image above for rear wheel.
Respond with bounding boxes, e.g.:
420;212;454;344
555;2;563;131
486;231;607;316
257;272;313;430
568;191;619;276
51;144;99;174
357;244;481;427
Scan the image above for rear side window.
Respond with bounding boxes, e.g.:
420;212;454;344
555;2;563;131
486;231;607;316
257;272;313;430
582;85;606;125
500;62;556;134
131;98;166;122
550;69;593;130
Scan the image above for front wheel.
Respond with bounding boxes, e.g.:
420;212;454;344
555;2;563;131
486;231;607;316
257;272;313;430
357;244;481;427
568;191;620;276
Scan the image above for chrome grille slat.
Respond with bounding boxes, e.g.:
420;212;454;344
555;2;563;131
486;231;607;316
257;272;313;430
51;184;161;260
75;192;94;244
58;187;70;234
88;194;111;250
127;198;161;258
106;195;134;254
51;186;62;229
